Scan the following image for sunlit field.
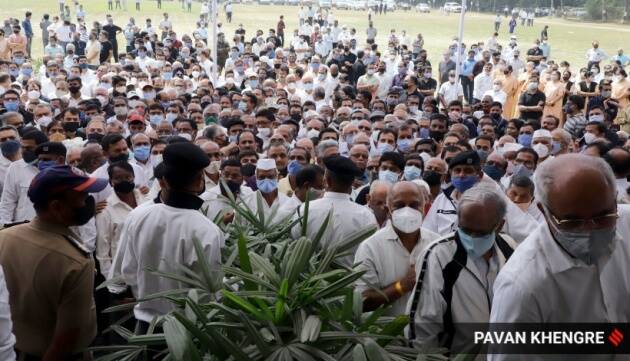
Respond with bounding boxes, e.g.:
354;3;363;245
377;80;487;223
3;0;629;69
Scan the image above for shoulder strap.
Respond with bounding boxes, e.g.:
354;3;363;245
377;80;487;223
407;234;466;345
494;233;514;260
437;233;467;351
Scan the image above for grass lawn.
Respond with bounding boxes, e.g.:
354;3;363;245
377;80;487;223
2;0;629;69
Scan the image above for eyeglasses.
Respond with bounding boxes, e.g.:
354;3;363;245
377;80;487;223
547;207;618;231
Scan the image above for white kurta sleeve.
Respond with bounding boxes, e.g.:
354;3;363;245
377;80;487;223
0;169;18;225
0;267;15;360
95;209;114;278
353;242;378;294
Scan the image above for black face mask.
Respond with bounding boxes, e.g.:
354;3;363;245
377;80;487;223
63;122;80;133
69;85;81;93
241;163;256;177
22;149;37;164
290;113;302;122
220;179;241;197
71;195;96;226
429;130;445;142
113;181;135;194
422;170;443;186
87;133;104;143
109;153;129;163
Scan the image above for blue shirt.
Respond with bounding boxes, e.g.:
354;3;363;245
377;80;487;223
460;58;476;77
22;19;32;38
612;54;630;66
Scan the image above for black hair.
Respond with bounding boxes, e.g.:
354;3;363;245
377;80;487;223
107;160;134;178
379;151;405;172
516;147;540;164
221;158;241;170
509;174;535;195
22;129;48;145
295;164;325;188
101;133;126;152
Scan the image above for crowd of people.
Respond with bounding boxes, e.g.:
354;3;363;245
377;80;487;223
0;1;627;359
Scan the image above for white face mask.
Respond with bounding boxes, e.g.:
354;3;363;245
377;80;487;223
532;143;549;159
391;206;423;234
258;127;271;138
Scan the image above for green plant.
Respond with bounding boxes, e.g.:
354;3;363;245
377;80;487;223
93;192;448;360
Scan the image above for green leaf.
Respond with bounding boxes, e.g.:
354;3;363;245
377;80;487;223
191;237;224;293
223;266;277;291
163;315;197;361
237;231;256;291
282;237;313;287
353;343;368;361
222;290;270;321
274;279;289;323
250;252;282;286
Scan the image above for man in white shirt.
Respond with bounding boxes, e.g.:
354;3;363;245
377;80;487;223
483;79;507;105
90;134;149;203
423;151;537;243
242;158;290;226
375;62;393;100
292;155;378;267
0;267;15;359
586;41;608;68
95;161;147;278
355;181;440;316
0;130;47;226
0;126;20;194
602;148;629;204
200;159;253;224
112;142;223;332
438;71;464;110
473;62;494;102
490;155;630;360
407;183;518;356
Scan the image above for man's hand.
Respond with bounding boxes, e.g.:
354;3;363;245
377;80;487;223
95;201;108;214
401;264;416;293
139;186;150;195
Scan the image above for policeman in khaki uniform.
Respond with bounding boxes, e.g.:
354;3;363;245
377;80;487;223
0;165;108;360
406;183;518;358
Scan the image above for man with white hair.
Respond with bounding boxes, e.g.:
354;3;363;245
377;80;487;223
406;183;518;356
550;128;572;156
490;155;630;359
242;158;290;225
355;181;439;316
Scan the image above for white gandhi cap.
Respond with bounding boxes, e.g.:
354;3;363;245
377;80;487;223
533;129;552;139
257;158;277;171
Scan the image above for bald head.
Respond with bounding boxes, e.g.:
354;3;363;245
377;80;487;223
425;157;448;174
603;147;630;178
388;181;425;207
535;154;616;222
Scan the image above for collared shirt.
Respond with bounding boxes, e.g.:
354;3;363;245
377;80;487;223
423;177;538;243
131;158;154;186
407;231;516;356
0;218;96;355
0;159;38;225
490;207;630;361
91;161;149;203
291;191;378;267
354;223;440;316
563;113;588;138
0;154;12;195
242;190;291;226
473;72;493;100
95;190;146;277
586;48;608;62
438;81;464;105
200;184;253;222
113;203;223;322
460;58;476;77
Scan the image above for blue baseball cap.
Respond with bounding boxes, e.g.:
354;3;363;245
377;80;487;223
28;165;108;205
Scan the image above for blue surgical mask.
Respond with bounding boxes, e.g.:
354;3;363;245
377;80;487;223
37;160;58;171
21;68;33;77
287;159;303;176
149;114;164;125
404;165;422;181
238;101;248;112
551;141;561;155
451;175;479;193
0;139;21;158
397;139;412;152
377;142;394;154
512;164;533;178
378;169;399;184
418;128;430;139
476;149;489;162
3;100;19;112
457;228;495;258
249;79;258;88
165;112;178;123
163;72;173;80
8;69;19;77
517;133;532;147
256;178;278;193
134;145;151;162
482;164;505;182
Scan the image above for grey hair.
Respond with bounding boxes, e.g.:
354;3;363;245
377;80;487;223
0;111;23;126
459;183;507;222
316;139;339;158
370;180;391;196
551;128;572;145
534;154;616;209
